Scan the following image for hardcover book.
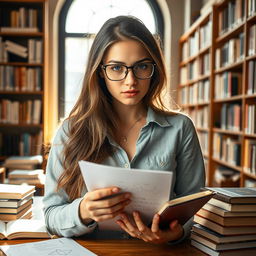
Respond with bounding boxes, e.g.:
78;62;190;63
196;208;256;226
0;184;35;200
202;203;256;217
158;190;215;228
194;214;256;235
191;239;256;256
208;198;256;212
192;224;256;244
191;232;256;251
205;187;256;204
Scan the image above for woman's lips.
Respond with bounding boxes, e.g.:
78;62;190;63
122;90;139;97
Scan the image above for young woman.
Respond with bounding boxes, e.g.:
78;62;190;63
43;16;205;244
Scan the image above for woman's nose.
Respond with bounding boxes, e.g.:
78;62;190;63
124;69;137;85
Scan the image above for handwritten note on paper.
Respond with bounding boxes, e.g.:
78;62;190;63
0;238;97;256
79;161;173;231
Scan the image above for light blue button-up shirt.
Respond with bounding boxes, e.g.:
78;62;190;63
43;108;205;242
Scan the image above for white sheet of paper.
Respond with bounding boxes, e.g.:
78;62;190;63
79;160;173;230
0;238;97;256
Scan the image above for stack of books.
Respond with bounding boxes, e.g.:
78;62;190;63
8;169;45;185
0;184;35;221
191;187;256;255
4;155;43;171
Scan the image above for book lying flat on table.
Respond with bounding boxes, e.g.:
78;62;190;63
0;219;51;240
0;184;35;200
191;239;256;256
202;203;256;217
196;208;256;226
208;198;256;212
79;160;214;230
0;193;34;208
205;187;256;204
191;232;256;251
192;224;256;244
0;205;32;221
194;214;256;235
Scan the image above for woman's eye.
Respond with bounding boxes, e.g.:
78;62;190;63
137;63;149;70
111;65;123;71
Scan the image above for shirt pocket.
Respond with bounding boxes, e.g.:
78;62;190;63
146;154;176;171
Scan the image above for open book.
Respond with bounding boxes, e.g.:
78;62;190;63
158;190;215;229
79;161;214;230
0;219;51;240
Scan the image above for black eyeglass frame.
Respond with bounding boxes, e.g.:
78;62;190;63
101;62;156;81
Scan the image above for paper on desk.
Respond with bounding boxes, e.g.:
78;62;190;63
79;160;173;231
0;237;97;256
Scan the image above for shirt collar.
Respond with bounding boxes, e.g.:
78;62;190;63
146;107;172;128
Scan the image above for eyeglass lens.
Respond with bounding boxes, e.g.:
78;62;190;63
104;63;154;81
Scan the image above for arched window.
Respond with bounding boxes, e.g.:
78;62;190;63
59;0;164;119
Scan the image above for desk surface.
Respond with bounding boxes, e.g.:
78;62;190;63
0;238;204;256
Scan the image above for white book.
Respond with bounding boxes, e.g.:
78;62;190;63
79;160;173;231
5;46;28;58
0;27;39;33
5;40;27;53
32;100;42;124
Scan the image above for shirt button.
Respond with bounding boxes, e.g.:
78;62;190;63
124;163;129;168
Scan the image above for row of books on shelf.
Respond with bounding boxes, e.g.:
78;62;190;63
180;79;210;105
248;60;256;95
213;133;241;166
214;72;241;99
0;65;42;92
0;99;42;125
189;106;209;129
0;38;43;64
181;56;210;82
0;7;39;33
182;21;212;60
218;0;245;36
248;0;256;16
248;24;256;56
191;187;256;256
245;103;256;134
198;131;209;155
244;139;256;175
215;33;244;69
220;103;241;132
0;132;43;157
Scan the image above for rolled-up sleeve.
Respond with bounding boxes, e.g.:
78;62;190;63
43;123;97;237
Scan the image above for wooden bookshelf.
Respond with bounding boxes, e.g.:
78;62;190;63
0;0;46;161
178;0;256;187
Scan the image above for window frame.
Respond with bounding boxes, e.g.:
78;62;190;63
58;0;164;120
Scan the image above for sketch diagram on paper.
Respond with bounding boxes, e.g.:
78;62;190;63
48;249;72;255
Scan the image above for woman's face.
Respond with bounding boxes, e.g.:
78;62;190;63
102;40;153;108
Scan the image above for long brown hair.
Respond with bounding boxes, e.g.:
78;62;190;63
57;16;169;200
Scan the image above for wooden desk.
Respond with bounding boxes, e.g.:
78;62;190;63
0;238;204;256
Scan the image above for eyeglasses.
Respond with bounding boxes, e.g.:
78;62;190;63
101;62;156;81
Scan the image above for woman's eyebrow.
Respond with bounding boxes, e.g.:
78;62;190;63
106;58;152;65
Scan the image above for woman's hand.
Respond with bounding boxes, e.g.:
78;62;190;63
79;186;131;225
116;211;183;244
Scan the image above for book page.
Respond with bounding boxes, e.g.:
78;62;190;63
0;237;97;256
6;219;49;238
0;221;6;239
79;161;173;230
